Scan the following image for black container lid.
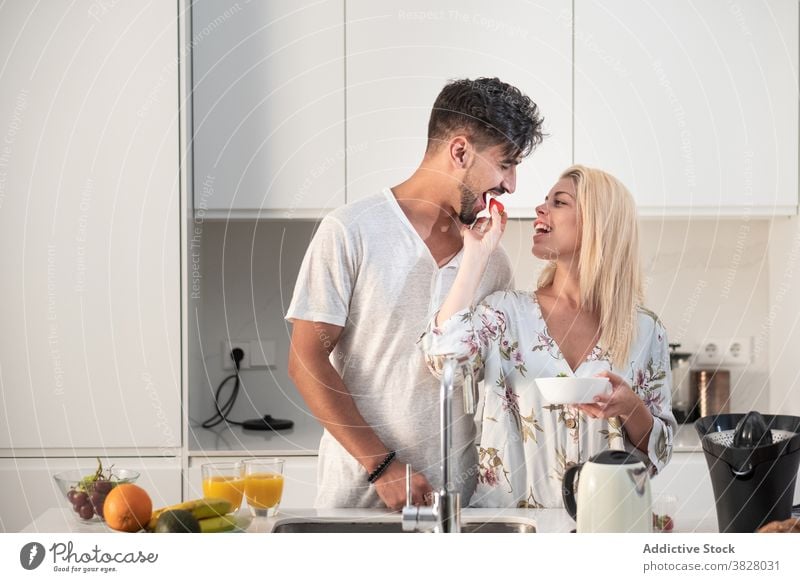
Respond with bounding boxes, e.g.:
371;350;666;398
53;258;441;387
696;413;800;468
588;450;642;465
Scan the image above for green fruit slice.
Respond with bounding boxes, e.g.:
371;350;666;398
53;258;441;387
154;510;201;533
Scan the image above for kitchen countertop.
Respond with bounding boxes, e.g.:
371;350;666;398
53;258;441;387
23;507;718;534
187;415;702;456
187;412;323;456
672;422;703;452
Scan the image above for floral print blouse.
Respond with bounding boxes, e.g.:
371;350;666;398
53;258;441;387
420;291;677;509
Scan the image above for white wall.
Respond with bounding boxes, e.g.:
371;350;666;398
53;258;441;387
191;216;773;423
188;220;318;427
768;216;800;415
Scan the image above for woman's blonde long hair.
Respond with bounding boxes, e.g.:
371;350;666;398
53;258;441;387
538;165;643;368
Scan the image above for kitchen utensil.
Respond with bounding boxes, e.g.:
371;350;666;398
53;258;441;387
692;369;730;418
562;450;652;533
668;343;695;423
732;410;775;448
534;377;611;405
53;468;140;524
652;494;678;533
696;412;800;532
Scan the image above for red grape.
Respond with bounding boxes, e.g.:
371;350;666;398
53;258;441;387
94;480;113;495
78;503;94;520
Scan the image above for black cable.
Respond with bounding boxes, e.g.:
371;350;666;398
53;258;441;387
201;348;246;429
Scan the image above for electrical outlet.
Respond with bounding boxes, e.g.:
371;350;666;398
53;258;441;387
723;337;752;366
697;337;752;366
696;339;724;366
222;340;250;369
221;339;276;369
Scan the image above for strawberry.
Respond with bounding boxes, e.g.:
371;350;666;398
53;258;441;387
663;516;674;532
489;197;505;214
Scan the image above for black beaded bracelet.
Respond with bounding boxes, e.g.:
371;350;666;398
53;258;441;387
367;451;397;484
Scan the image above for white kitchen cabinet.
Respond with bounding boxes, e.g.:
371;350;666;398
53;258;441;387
574;0;798;216
187;456;318;509
191;0;346;217
650;452;717;521
346;0;572;215
0;457;181;533
0;1;180;451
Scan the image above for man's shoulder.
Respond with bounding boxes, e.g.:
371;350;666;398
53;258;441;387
325;190;395;227
488;244;512;268
482;244;514;284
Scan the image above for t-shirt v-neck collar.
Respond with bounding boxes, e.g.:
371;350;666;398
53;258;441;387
383;187;463;270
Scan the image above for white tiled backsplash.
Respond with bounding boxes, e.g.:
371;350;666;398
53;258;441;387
189;217;772;424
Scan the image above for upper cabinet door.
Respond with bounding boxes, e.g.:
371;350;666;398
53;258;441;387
192;0;345;216
0;2;180;450
574;0;798;215
346;1;572;215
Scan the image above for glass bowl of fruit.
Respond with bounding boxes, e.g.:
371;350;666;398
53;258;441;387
53;460;140;524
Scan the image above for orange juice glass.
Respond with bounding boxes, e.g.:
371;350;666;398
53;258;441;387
243;458;285;517
201;461;244;512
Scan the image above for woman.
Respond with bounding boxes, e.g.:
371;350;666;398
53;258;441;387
420;165;676;508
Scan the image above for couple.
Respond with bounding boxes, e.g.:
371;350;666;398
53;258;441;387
286;77;676;510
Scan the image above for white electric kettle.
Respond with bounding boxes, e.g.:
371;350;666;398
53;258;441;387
562;450;652;533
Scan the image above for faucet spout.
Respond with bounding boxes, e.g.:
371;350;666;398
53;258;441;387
439;357;461;532
402;354;473;533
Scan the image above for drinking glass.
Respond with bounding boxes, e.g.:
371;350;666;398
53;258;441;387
652;494;678;533
201;461;245;512
243;458;285;517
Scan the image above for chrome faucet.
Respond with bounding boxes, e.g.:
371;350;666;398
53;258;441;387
402;355;476;533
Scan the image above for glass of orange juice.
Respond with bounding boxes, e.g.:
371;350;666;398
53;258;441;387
243;458;285;517
201;461;245;512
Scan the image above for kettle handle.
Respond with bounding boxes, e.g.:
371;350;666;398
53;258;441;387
562;463;582;520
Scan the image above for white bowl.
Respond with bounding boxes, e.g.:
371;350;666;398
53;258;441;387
534;377;611;404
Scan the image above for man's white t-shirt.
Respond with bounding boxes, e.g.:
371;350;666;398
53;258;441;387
286;188;514;508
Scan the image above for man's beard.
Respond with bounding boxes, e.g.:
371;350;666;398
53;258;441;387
457;181;482;224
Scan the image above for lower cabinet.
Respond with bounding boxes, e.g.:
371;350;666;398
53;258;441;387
186;456;318;510
0;457;182;533
651;451;800;530
650;452;716;521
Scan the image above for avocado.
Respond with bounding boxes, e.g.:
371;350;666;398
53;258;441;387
154;509;201;533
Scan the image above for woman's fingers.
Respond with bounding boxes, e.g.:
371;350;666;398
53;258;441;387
595;369;626;388
491;206;505;233
577;403;604;418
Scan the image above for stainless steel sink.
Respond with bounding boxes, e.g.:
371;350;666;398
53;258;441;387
271;520;535;533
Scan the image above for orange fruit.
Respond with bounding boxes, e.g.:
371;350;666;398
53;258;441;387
103;483;152;532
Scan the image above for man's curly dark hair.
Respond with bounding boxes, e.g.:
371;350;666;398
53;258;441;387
427;77;545;159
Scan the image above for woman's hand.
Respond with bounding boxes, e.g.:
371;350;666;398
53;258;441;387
576;370;642;420
462;206;507;263
435;206;507;326
577;370;654;453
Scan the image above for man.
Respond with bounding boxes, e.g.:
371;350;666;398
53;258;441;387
286;77;544;509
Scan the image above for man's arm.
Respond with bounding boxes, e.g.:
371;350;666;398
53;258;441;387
287;319;432;510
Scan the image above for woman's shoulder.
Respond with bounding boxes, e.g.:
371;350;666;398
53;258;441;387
481;289;538;311
635;306;667;339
